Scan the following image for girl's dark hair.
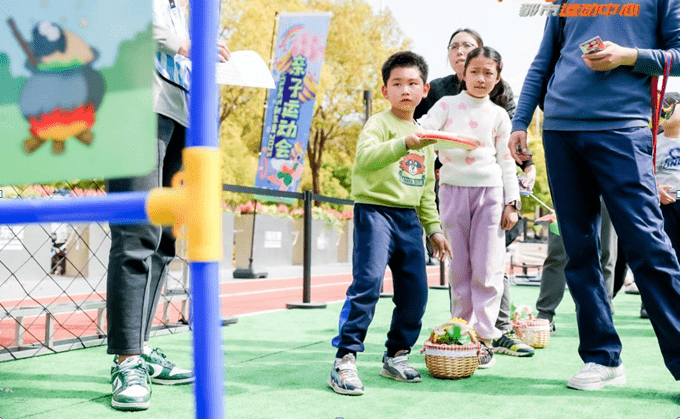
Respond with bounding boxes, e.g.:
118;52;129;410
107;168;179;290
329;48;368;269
462;46;509;109
381;51;428;85
448;28;484;49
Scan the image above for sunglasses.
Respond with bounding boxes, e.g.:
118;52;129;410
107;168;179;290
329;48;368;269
660;97;678;120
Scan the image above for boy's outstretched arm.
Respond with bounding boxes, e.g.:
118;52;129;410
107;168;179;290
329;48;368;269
429;232;453;261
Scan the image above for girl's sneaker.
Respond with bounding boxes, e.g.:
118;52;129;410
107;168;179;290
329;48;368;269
478;342;496;369
328;354;364;396
380;350;422;383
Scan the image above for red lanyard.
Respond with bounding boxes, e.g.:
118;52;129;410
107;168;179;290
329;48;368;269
651;52;673;172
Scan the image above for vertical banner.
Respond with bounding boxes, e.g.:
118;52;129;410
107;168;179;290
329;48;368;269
255;12;331;200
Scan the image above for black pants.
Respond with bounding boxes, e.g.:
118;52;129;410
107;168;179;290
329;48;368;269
106;114;185;355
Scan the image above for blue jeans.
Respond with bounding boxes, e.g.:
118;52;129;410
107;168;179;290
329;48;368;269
334;204;428;358
106;114;185;355
543;128;680;378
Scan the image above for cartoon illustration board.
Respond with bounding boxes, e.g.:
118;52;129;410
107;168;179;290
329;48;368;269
8;18;105;155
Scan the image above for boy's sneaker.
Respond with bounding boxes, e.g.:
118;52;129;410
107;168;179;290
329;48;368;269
492;330;535;357
110;356;151;411
380;350;422;383
328;354;364;396
567;362;626;390
478;342;496;369
141;347;195;385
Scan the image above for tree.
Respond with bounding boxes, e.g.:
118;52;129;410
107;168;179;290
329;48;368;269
305;0;408;197
219;0;409;203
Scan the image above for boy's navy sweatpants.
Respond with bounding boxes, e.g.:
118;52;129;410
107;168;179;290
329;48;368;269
334;203;428;358
543;127;680;379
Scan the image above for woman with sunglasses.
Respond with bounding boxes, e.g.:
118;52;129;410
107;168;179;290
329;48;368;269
414;28;535;358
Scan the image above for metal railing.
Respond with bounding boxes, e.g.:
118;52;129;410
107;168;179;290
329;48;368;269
0;183;190;362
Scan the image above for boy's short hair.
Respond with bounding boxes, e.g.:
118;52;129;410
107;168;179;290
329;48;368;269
381;51;428;86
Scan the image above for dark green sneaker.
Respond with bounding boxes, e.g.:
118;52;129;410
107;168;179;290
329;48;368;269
141;347;195;385
492;330;535;357
111;356;151;411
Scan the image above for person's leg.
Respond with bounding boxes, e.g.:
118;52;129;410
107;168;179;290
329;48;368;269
107;114;178;410
660;201;680;263
498;220;523;331
543;130;622;367
329;204;392;396
107;115;176;357
495;274;511;332
438;185;472;322
535;230;567;323
612;241;628;298
335;204;392;357
467;187;505;342
385;208;428;355
142;121;185;342
599;198;618;312
378;208;428;383
584;127;680;379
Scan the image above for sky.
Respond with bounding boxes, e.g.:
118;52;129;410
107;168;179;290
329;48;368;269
1;0;151;77
363;0;680;99
2;0;677;94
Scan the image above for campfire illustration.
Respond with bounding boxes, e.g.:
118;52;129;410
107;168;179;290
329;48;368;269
8;18;105;155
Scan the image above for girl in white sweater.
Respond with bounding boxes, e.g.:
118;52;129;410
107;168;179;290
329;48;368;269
418;47;520;368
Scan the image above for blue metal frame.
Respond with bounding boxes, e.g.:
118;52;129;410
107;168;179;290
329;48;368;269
189;1;225;419
0;0;225;417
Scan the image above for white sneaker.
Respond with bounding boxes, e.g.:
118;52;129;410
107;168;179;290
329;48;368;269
567;362;626;390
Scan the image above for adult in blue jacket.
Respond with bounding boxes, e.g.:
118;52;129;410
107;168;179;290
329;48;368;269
509;0;680;390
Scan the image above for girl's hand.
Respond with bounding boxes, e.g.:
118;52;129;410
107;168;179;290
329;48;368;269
501;205;519;230
582;41;637;71
659;185;676;205
429;232;453;261
405;133;436;151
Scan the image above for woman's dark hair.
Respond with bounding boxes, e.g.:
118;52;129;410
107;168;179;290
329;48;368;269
448;28;484;49
462;46;509;110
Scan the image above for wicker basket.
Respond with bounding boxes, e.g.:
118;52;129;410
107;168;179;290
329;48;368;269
421;339;480;379
513;318;551;348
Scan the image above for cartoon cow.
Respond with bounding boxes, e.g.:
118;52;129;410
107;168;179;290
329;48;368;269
9;18;105;155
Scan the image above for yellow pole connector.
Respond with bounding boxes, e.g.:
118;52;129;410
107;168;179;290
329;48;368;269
146;147;223;262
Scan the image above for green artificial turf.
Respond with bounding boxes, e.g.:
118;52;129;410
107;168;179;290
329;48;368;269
0;285;678;418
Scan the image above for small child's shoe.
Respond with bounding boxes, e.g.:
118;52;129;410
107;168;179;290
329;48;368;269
478;341;496;369
380;350;422;383
328;354;364;395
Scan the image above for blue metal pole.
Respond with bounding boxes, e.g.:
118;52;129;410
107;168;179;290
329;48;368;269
190;1;224;419
191;262;224;419
0;192;148;225
190;0;218;149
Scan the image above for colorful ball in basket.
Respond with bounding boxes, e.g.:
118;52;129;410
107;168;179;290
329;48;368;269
421;339;480;379
513;317;551;348
416;130;478;150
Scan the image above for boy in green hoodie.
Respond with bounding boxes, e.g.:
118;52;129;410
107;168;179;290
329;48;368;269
328;51;452;396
